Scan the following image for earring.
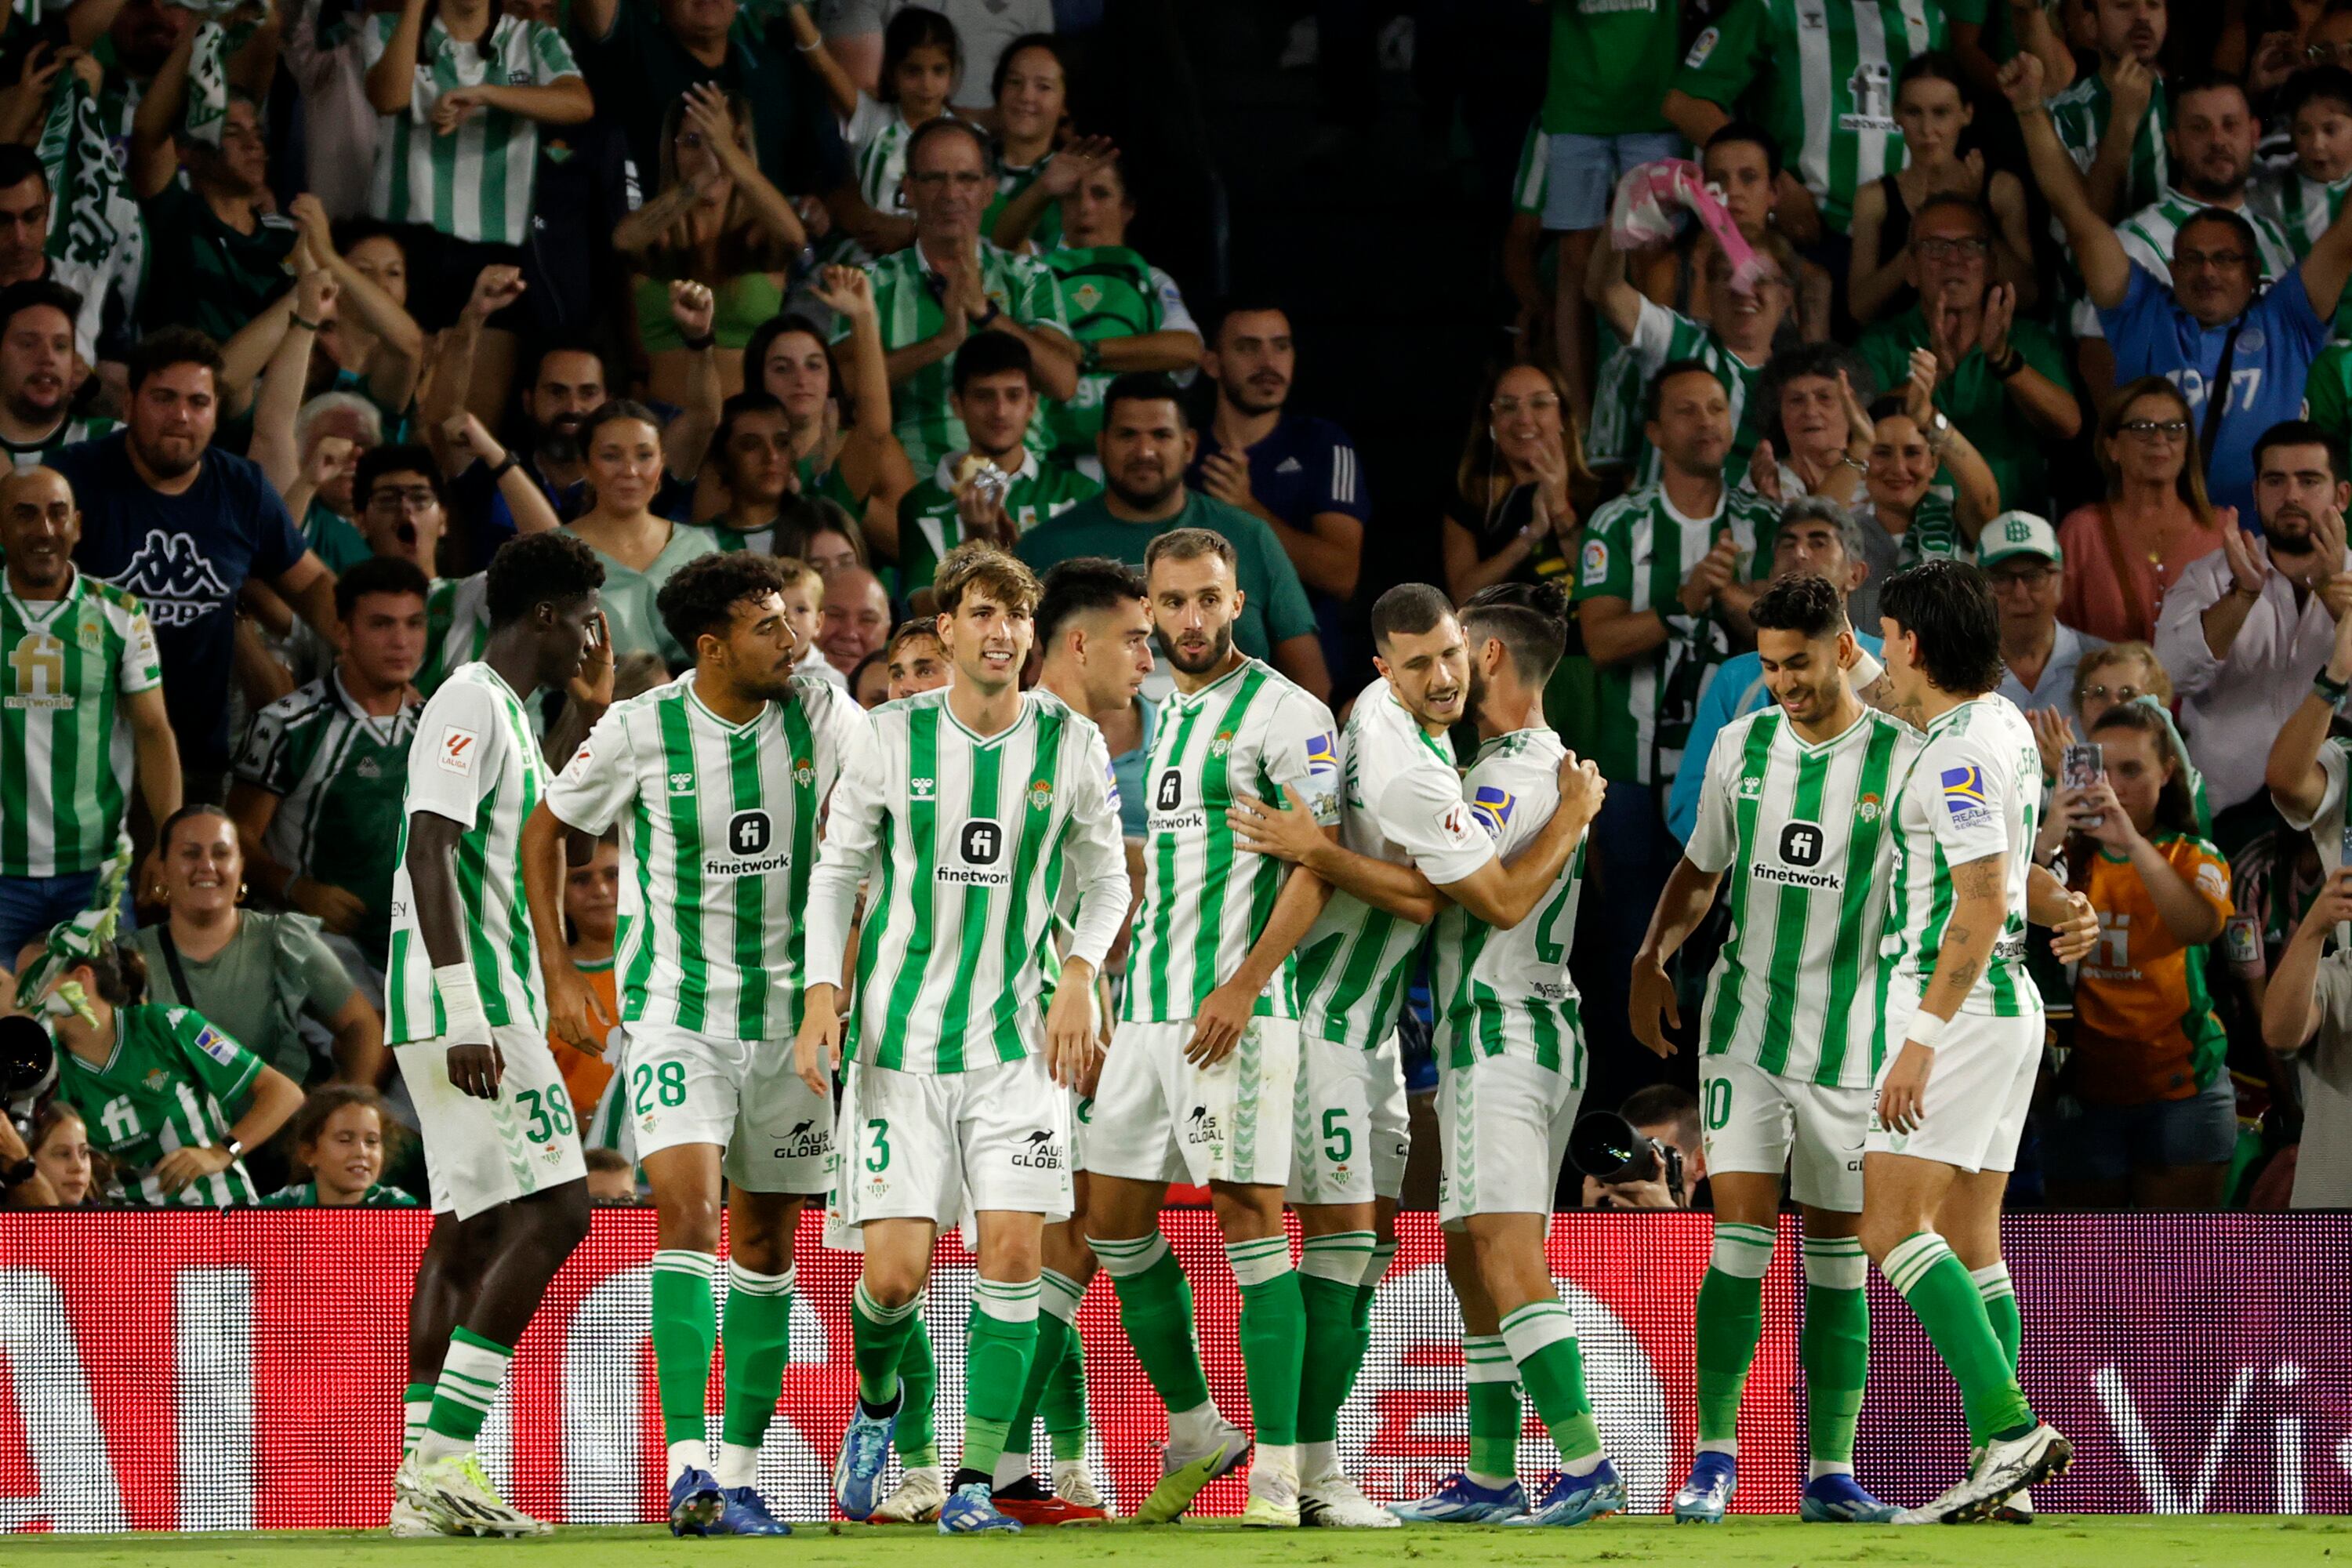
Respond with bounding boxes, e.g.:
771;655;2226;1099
237;882;249;903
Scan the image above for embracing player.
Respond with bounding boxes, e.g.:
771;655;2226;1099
386;530;606;1537
797;541;1130;1534
521;552;873;1535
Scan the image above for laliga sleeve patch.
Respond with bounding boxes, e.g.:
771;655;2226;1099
437;725;481;776
1581;538;1610;586
1684;24;1719;67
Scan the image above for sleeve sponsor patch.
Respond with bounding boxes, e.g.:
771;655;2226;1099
1469;784;1515;840
1940;764;1992;826
437;725;480;776
192;1025;240;1066
1683;24;1719;67
1581;538;1610;586
1304;731;1340;782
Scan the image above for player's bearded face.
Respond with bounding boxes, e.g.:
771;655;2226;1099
1381;622;1470;727
1760;630;1842;721
726;593;801;697
1155;608;1232;675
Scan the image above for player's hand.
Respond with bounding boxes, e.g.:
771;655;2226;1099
446;1040;505;1100
2048;890;2099;964
794;989;843;1098
1876;1039;1935;1134
546;961;612;1054
568;611;615;709
1628;949;1680;1058
466;264;527;322
1225;784;1326;867
1186;978;1254;1065
1044;967;1102;1089
153;1142;235;1195
287;875;368;935
1557;750;1605;830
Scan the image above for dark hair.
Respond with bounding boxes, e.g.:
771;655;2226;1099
2285;64;2352;125
31;1100;110;1198
354;442;444;514
76;942;147;1008
0;278;82;339
285;1083;406;1177
1621;1083;1700;1149
1144;525;1236;575
886;617;945;658
1207;297;1290;349
1755;343;1871;451
1879;559;2005;697
1036;556;1147;646
2084;701;2201;840
0;144;45;197
2251;419;2345;481
880;5;961;103
2170;68;2252;118
1369;582;1457;648
932;539;1039;616
1102;371;1186;427
953;330;1035;394
1704;119;1782;180
647;90;793;278
1748;572;1847;641
2176;207;2263;275
579;398;665;457
848;647;887;699
713;390;790;467
125;326;224;394
1645;358;1722;424
1895;49;1971;98
1461;580;1570;684
485;528;605;627
329;215;405;260
158;802;236;860
657;550;790;658
334;554;431;621
904;114;993;174
743;313;846;416
989;31;1067;100
524;337;611;397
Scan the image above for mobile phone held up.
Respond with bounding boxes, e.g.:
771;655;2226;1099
2063;742;2104;832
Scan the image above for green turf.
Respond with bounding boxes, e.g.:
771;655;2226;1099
8;1517;2346;1567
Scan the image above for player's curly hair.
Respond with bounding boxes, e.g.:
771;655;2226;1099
485;528;605;628
1880;558;2004;698
657;550;791;660
933;539;1040;618
1461;580;1569;684
1748;572;1847;642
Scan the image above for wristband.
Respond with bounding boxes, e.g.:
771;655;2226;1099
1902;1011;1947;1051
487;451;521;480
290;314;322;332
2316;666;2350;709
221;1136;245;1161
434;963;490;1041
1991;347;2026;379
974;301;1002;328
1849;647;1885;690
0;1156;34;1188
681;330;717;352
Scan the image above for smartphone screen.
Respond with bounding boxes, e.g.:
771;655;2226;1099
2063;742;2103;830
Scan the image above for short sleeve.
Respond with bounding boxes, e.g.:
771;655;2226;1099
404;680;509;828
2093;261;2171;364
1626;296;1693;377
1576;508;1633;601
116;602;162;693
1152;267;1198;337
2277;738;2347;833
1672;0;1764;108
543;704;641;835
1370;762;1494;887
844;92;890;151
2266;267;2332;358
1260;691;1342;826
1013;256;1072;338
2177;838;2234;926
279;914;360;1018
1918;728;2013;866
358;11;391;69
232;702;296;795
1686;720;1744;874
527;18;579;79
165;1007;264;1105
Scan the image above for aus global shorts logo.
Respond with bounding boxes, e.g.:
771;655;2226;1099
1185;1105;1221;1145
1010;1128;1065;1170
769;1117;830;1161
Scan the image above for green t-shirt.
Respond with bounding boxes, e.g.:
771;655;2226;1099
1544;0;1680;136
1674;0;1962;232
1856;306;2071;513
1040;245;1189;460
130;912;358;1091
54;1004;266;1207
2307;341;2352;452
1014;491;1319;663
302;503;372;574
985;158;1064;252
896;451;1101;595
262;1179;420;1207
136;180;299;342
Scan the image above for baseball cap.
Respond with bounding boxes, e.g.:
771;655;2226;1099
1976;510;2062;570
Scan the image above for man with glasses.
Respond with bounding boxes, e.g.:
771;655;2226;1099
1979;513;2103;714
1857;197;2079;515
2009;53;2352;521
844;118;1079;474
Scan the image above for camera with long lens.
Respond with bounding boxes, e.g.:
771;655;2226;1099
1570;1110;1686;1208
0;1011;56;1123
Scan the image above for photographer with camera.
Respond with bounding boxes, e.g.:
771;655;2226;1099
1577;1086;1707;1211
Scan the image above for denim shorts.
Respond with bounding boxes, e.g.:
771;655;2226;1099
1542;129;1687;231
2040;1072;2238;1182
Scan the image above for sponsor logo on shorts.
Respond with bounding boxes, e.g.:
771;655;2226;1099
1010;1127;1065;1170
770;1118;830;1161
1185;1105;1221;1146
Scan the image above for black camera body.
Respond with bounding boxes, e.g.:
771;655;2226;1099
1570;1109;1686;1207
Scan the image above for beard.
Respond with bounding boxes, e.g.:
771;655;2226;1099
1106;466;1182;512
1156;619;1233;676
2268;510;2318;554
1465;662;1489;717
535;417;584;465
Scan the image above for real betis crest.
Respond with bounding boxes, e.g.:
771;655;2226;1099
76;610;103;652
1029;779;1053;811
1857;793;1882;823
793;756;815;789
1210;731;1234;758
1073;282;1102;311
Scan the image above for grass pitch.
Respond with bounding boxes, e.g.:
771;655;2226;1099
9;1517;2346;1568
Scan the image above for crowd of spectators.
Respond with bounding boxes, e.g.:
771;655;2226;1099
0;0;2347;1214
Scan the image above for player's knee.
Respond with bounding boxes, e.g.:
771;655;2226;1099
659;1192;725;1254
535;1179;594;1256
862;1261;927;1308
1855;1212;1908;1265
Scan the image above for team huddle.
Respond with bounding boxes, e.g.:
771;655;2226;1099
375;521;2100;1538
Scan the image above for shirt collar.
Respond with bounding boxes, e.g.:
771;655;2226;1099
1;563;82;622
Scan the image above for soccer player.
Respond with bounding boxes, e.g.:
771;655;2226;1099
1633;572;1919;1525
520;552;873;1536
1079;526;1341;1529
385;530;605;1538
797;541;1129;1534
1864;559;2074;1523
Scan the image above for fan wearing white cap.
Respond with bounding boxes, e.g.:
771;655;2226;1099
1978;512;2107;714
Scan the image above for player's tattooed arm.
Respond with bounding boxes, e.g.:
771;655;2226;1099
1856;666;1898;714
1913;852;2008;1030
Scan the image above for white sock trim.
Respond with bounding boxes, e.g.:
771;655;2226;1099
975;1276;1043;1323
1498;1300;1576;1366
1226;1236;1294;1288
1464;1334;1516;1384
1970;1261;2014;1301
1709;1221;1776;1280
1040;1268;1085;1323
1360;1240;1397;1290
1882;1232;1954;1297
726;1260;794;1295
1802;1235;1868;1293
853;1279;920;1323
1299;1230;1376;1283
1087;1232;1170;1278
652;1248;720;1278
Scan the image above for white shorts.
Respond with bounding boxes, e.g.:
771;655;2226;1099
617;1021;833;1195
1867;992;2042;1174
1435;1051;1581;1226
1702;1054;1871;1212
837;1053;1073;1226
397;1024;588;1221
1083;1017;1299;1189
1069;1087;1094;1174
1287;1033;1410;1206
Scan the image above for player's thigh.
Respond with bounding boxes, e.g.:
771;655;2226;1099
1287;1033;1380;1207
838;1061;958;1228
1866;1012;2038;1174
1436;1049;1581;1229
1787;1077;1872;1214
960;1051;1076;1221
1700;1054;1798;1185
1178;1015;1300;1190
617;1022;753;1163
1975;1022;2043;1175
1367;1033;1412;1203
1541;132;1617;233
395;1025;586;1221
724;1037;836;1196
1081;1020;1189;1183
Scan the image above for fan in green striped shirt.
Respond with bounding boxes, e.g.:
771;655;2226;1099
2258;69;2352;334
1588;235;1789;487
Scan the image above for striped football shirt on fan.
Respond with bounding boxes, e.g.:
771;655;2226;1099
363;15;582;245
0;570;161;877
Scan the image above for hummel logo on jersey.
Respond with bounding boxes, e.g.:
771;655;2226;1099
668;770;695;794
912;775;937;799
1738;773;1764;799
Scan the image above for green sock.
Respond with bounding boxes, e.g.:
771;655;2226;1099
1694;1221;1773;1445
851;1279;918;1409
1229;1236;1305;1447
1002;1308;1063;1465
1974;1262;2021;1374
898;1312;940;1466
1882;1232;2032;1444
1500;1301;1601;1466
1343;1241;1394;1404
1463;1334;1522;1484
961;1278;1042;1478
1297;1231;1377;1445
1039;1269;1089;1462
1800;1236;1870;1467
1091;1234;1213;1413
650;1250;718;1446
720;1261;793;1451
423;1327;511;1447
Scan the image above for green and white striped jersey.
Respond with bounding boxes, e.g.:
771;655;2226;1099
54;1004;264;1207
807;688;1128;1073
418;573;491;698
1432;727;1589;1076
3;416;117;474
1878;694;2044;1020
2046;71;2169;220
2263;166;2352;255
1573;482;1777;786
1296;680;1494;1049
2075;190;2296;338
1587;299;1769;487
232;668;419;960
846;98;970;215
1;568;161;877
1689;705;1921;1088
543;673;873;1041
362;15;581;245
385;662;550;1044
895;450;1101;594
1123;656;1341;1025
844;241;1072;472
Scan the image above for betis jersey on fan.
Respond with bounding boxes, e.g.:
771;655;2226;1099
1124;656;1341;1025
1041;245;1195;456
53;1004;265;1207
845;97;932;216
418;573;491;698
818;688;1126;1072
1689;706;1922;1088
1879;695;2043;1019
1431;728;1589;1076
1295;680;1496;1050
544;673;872;1040
2261;165;2352;333
1573;483;1777;786
844;242;1072;472
895;450;1102;594
1674;0;1955;231
2047;72;2169;220
2;568;161;877
385;662;550;1044
1586;298;1766;486
4;416;117;474
361;15;580;245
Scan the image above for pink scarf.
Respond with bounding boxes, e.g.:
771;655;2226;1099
1607;159;1770;294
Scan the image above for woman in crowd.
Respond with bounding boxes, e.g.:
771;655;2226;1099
1441;361;1588;603
2027;643;2208;829
1845;368;2002;632
263;1084;419;1207
986;34;1073;252
2046;702;2236;1210
773;498;875;584
1745;344;1875;507
289;199;427;432
2058;379;2226;644
132;808;386;1102
567;400;723;667
741;272;912;552
614;85;808;408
